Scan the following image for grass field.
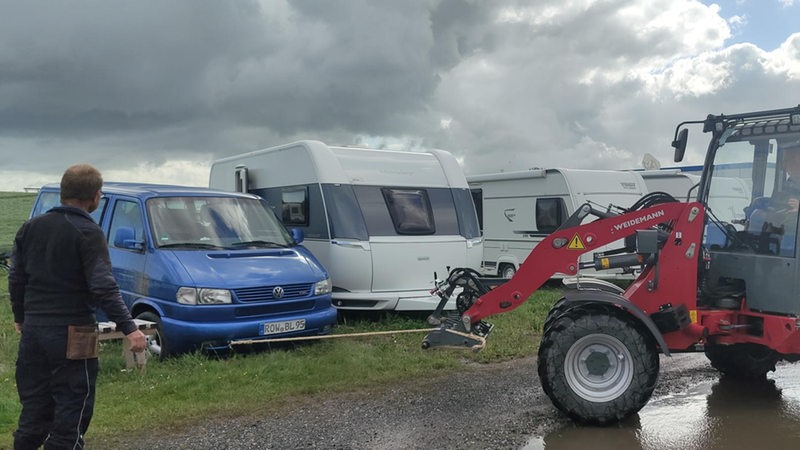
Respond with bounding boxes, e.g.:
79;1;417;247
0;191;561;447
0;192;36;251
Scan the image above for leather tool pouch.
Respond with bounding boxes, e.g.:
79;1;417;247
66;325;99;359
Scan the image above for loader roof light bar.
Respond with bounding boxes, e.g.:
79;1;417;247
695;105;800;135
672;105;800;164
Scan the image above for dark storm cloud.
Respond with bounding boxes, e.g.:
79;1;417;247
0;0;798;190
0;0;500;169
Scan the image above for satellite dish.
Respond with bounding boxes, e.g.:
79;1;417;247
642;153;661;170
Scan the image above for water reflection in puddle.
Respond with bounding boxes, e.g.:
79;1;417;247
525;360;800;450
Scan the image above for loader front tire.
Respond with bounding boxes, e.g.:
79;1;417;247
537;304;659;425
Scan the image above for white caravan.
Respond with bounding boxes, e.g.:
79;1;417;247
209;140;483;311
468;168;648;278
637;169;701;202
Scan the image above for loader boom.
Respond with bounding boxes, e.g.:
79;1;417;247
462;201;703;324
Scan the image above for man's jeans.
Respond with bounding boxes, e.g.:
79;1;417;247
14;324;99;450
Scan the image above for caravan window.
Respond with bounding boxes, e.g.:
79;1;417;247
354;186;461;236
536;197;567;233
454;188;481;239
471;188;484;232
281;187;309;226
382;188;435;235
321;184;369;240
251;184;328;239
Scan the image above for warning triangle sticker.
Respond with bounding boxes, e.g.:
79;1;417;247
568;233;585;250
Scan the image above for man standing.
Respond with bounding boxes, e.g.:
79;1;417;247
8;164;146;450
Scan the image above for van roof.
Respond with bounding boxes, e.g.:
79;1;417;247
38;181;258;199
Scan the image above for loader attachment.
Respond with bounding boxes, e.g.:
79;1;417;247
423;267;496;350
421;317;488;351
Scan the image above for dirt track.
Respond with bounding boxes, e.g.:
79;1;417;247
104;353;717;450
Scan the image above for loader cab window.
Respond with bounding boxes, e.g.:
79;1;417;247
536;198;567;234
713;134;799;257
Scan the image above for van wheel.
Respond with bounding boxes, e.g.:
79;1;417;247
538;304;659;424
500;264;516;279
136;311;168;359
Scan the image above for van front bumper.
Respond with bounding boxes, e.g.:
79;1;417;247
158;306;338;353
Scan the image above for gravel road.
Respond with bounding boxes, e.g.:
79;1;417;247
105;354;717;450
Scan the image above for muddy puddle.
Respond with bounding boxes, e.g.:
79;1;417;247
524;356;800;450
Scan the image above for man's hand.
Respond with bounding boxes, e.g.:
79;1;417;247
14;322;22;333
789;197;799;212
125;329;147;353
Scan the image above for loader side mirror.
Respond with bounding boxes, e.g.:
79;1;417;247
672;128;688;162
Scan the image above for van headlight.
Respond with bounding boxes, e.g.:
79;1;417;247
313;277;332;295
177;287;232;305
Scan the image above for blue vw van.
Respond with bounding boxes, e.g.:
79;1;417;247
30;182;338;357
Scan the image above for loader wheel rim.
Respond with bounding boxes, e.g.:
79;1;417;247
564;333;634;403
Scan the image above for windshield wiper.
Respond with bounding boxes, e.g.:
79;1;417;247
159;242;225;250
229;240;288;248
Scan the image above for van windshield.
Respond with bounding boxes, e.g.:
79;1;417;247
147;196;293;249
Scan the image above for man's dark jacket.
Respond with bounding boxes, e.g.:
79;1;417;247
9;206;137;334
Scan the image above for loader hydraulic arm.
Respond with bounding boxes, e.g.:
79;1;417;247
465;201;699;323
422;200;703;350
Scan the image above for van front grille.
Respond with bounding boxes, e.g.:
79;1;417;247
233;284;312;302
234;301;316;317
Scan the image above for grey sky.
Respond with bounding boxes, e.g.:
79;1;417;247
1;0;798;190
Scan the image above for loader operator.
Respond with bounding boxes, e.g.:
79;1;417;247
743;139;800;255
760;139;800;255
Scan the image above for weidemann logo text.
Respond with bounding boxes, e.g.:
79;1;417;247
613;210;666;231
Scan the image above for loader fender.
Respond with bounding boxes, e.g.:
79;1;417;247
560;289;671;356
561;277;624;294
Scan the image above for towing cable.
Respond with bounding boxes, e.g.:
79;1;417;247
228;326;486;350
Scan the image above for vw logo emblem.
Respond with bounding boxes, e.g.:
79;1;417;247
272;286;284;299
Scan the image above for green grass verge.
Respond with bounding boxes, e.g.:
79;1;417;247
0;286;561;448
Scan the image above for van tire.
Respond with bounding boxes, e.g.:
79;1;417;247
136;311;169;359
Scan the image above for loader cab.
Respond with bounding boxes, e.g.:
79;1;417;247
673;106;800;315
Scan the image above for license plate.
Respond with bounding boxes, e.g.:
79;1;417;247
263;319;306;335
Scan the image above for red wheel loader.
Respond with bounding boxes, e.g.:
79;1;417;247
423;105;800;424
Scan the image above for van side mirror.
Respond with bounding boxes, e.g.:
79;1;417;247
113;226;144;251
290;228;304;244
672;128;688;162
